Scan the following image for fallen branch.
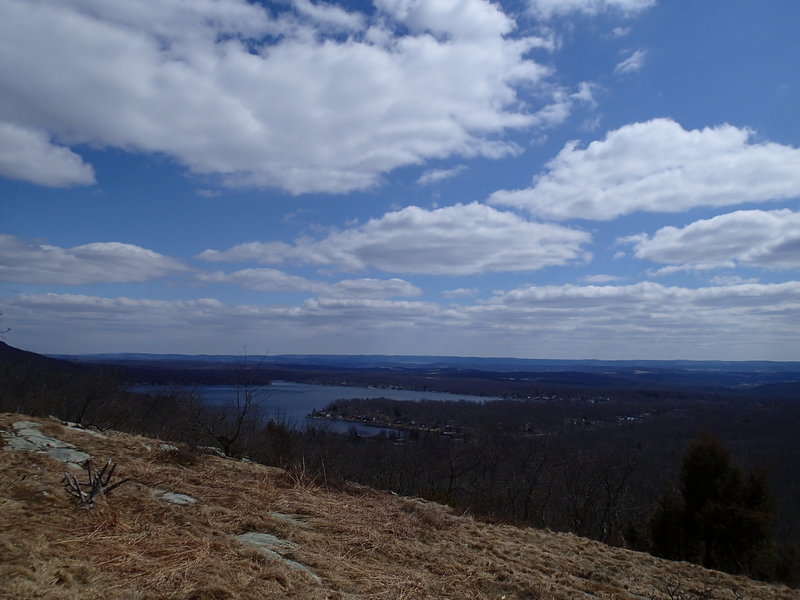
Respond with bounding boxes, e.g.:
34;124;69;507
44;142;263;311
63;459;130;508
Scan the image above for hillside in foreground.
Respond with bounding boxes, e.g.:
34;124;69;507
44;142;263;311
1;413;797;600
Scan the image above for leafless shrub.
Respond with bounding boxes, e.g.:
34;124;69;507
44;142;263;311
62;459;130;508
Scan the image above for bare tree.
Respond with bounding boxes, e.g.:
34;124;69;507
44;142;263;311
196;349;269;457
0;310;9;336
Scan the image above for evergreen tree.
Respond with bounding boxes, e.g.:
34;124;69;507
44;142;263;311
650;433;777;580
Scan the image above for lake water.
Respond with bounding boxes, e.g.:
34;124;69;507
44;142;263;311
130;380;502;435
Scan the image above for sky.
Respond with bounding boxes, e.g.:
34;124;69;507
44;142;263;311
1;0;799;360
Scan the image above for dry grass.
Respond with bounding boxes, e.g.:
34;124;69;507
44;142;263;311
1;413;798;600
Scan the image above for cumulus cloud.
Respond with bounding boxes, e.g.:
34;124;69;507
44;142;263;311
614;49;646;74
621;209;800;271
489;119;800;220
0;235;188;284
0;122;95;187
198;203;592;275
198;268;421;299
0;0;558;194
529;0;656;19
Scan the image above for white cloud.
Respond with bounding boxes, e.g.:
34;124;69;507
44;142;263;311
198;268;318;294
198;268;421;299
198;203;592;275
330;278;422;299
292;0;366;32
0;235;188;284
0;0;557;194
1;292;449;354
529;0;656;19
376;0;513;40
469;281;800;358
6;282;799;359
622;209;800;271
614;49;646;74
521;81;600;134
709;275;760;287
198;241;295;264
489;119;800;220
571;81;598;107
643;264;723;278
416;165;468;186
0;122;95;187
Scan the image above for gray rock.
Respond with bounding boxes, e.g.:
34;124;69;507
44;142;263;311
2;421;90;467
235;532;321;583
47;447;92;466
15;430;74;448
159;491;198;505
3;435;42;452
236;532;295;552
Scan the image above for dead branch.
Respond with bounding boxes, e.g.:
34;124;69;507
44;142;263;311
62;459;130;509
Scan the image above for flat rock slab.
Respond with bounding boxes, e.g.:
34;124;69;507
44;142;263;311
2;421;90;468
236;532;321;583
159;491;198;505
236;532;295;552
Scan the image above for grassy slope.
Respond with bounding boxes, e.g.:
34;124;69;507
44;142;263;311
1;413;797;600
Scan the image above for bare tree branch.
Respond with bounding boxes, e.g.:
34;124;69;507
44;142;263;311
62;459;130;508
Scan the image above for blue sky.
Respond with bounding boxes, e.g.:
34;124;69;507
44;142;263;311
1;0;799;360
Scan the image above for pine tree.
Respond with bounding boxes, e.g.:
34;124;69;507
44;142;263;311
650;433;777;579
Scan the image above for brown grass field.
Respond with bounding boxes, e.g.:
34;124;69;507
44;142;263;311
1;413;797;600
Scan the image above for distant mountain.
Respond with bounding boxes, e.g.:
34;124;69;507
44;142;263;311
46;351;800;373
0;341;77;369
43;350;800;395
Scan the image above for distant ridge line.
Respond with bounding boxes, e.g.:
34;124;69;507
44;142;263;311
43;351;800;373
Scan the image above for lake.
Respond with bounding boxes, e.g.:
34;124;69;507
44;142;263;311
130;380;502;435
